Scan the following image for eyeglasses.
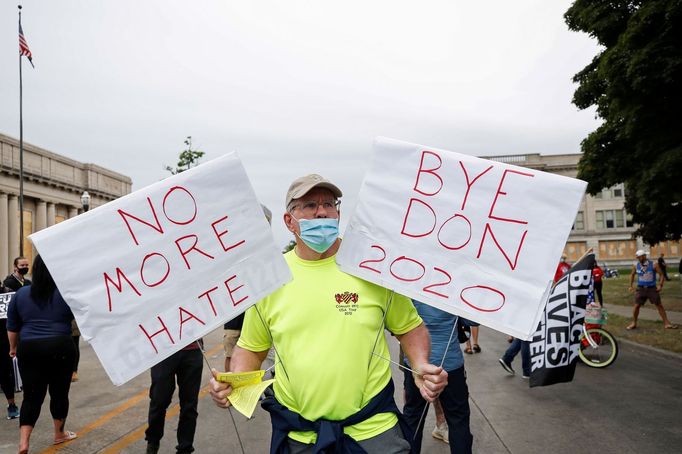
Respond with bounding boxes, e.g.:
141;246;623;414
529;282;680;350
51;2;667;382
290;199;341;215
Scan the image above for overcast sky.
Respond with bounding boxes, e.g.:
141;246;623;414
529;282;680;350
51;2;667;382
1;0;601;247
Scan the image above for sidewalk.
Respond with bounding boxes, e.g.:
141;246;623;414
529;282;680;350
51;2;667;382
604;303;682;325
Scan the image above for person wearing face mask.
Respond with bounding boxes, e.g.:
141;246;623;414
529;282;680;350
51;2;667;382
3;257;32;292
209;174;448;454
2;257;29;420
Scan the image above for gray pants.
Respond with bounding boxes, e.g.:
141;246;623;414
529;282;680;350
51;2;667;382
287;424;410;454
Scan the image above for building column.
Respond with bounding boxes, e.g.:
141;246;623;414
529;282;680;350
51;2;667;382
68;207;78;219
47;202;56;227
0;193;8;279
34;201;47;260
36;201;47;232
8;194;19;269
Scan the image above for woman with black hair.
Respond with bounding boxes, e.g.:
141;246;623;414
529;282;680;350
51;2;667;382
7;255;77;453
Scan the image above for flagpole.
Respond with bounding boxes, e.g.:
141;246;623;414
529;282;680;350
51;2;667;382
18;5;25;257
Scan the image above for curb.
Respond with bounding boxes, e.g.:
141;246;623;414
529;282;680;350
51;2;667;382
617;337;682;364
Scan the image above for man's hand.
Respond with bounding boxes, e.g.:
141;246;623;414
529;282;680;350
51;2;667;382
209;368;233;409
413;363;448;402
628;285;635;293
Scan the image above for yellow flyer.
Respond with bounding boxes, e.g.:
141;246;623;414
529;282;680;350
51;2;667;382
216;370;265;388
228;378;275;419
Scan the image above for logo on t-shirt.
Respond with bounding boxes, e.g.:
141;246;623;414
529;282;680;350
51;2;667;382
335;291;359;315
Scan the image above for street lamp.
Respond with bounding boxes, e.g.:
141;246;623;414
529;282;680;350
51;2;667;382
81;191;91;212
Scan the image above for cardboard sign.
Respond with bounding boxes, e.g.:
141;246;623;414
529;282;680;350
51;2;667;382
337;137;586;339
0;293;13;319
30;153;291;385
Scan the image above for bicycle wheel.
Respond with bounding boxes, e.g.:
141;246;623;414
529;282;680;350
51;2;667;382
579;328;618;368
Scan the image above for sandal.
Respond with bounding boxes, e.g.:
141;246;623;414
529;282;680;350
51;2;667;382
464;346;473;354
54;431;77;445
473;344;481;353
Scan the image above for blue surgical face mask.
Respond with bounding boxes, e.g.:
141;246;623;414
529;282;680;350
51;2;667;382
293;217;339;253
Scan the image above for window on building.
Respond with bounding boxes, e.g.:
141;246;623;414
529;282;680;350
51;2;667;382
595;209;632;229
626;213;634;227
572;211;584;231
592;184;625;199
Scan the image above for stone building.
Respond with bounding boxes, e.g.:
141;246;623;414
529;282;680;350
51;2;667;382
484;153;681;266
1;133;132;278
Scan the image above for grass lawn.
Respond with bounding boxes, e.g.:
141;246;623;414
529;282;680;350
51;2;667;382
603;313;682;354
601;271;682;353
601;270;682;312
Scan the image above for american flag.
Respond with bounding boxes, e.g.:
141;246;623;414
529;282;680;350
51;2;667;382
19;21;34;67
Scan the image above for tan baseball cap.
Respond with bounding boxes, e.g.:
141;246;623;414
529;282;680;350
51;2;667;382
285;174;343;208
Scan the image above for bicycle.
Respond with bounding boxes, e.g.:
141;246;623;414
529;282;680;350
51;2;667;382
579;305;619;368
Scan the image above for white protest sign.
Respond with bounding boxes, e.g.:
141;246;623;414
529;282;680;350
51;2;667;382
337;137;586;339
30;153;291;385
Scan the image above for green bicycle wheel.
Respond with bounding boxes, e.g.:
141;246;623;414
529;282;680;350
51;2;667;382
579;328;618;368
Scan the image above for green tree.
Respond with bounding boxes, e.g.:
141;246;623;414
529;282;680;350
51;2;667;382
165;136;205;174
282;239;296;253
565;0;682;244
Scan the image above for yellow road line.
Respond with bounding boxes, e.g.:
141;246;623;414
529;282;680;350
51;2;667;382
100;385;212;454
40;344;223;453
39;388;149;454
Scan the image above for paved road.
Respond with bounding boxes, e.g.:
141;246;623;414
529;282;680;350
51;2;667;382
1;325;681;453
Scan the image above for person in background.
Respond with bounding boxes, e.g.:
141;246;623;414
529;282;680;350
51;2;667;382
1;284;19;420
627;250;678;330
554;255;571;283
431;400;449;445
403;303;472;454
592;263;605;306
7;255;77;453
658;254;669;281
499;338;531;379
144;340;203;454
461;318;481;355
3;257;32;292
71;320;80;382
2;256;32;417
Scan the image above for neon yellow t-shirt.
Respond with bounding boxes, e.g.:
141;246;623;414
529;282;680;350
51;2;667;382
238;250;422;444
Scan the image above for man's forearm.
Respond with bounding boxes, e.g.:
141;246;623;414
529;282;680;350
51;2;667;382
396;323;431;371
229;345;269;372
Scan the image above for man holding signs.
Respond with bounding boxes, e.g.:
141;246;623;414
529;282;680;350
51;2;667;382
210;174;447;453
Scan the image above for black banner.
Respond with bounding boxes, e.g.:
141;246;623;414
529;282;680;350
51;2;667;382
529;252;595;387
